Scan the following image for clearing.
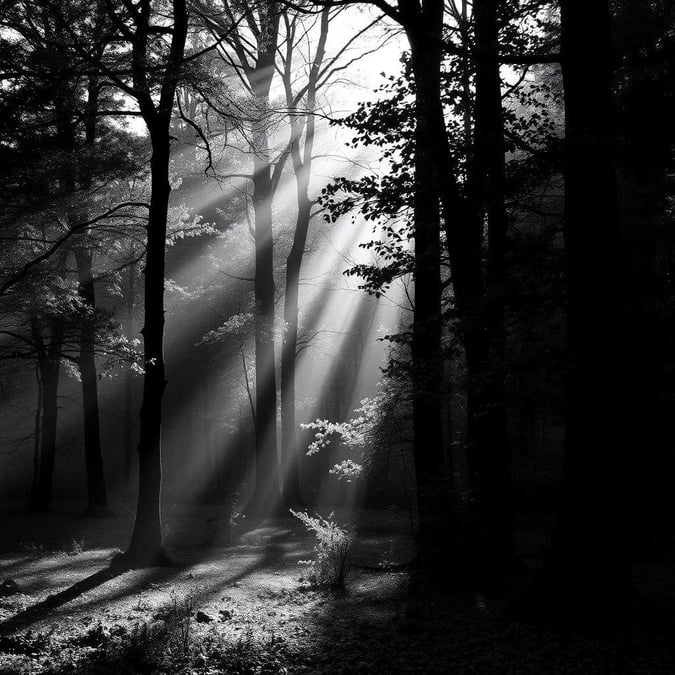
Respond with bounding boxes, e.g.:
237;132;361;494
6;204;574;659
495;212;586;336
0;505;673;673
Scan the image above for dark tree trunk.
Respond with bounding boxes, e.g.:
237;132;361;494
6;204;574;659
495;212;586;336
280;183;309;508
124;261;137;488
74;73;111;516
279;8;328;507
31;321;63;512
31;364;43;505
466;0;513;565
406;4;449;562
518;0;631;628
123;131;171;565
244;8;282;515
418;0;513;567
118;0;187;568
75;250;111;516
247;141;281;514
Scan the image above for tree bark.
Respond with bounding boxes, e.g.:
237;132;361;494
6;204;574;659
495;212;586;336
416;0;513;567
124;260;137;488
280;184;309;508
30;321;63;512
243;5;282;515
123;130;170;565
30;363;43;506
279;8;329;509
75;250;111;515
75;71;111;516
406;1;449;563
247;133;281;514
466;0;513;565
519;0;631;628
120;0;188;567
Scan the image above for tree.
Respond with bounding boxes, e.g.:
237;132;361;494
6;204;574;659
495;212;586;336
402;0;451;567
277;6;386;508
278;7;330;508
98;0;189;566
200;0;283;515
0;0;118;513
315;0;562;571
518;0;630;627
464;0;511;564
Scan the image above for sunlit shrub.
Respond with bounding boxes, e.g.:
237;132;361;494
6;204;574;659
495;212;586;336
290;510;354;588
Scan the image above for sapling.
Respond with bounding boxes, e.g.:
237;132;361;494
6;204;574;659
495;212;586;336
290;509;354;588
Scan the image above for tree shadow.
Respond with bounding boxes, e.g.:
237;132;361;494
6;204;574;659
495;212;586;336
0;565;126;636
0;519;311;641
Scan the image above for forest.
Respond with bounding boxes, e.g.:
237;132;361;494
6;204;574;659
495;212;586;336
0;0;674;672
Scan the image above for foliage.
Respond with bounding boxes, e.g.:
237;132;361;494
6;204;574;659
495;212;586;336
205;629;292;675
302;375;410;482
198;312;254;348
290;510;354;588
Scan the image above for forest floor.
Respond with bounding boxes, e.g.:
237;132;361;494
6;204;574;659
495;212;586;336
0;503;674;674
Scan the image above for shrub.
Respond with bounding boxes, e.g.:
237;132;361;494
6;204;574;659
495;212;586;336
290;510;354;588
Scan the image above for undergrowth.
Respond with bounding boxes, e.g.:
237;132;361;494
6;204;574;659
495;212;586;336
0;585;295;675
290;510;354;588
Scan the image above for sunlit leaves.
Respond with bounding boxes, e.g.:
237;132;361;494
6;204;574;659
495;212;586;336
198;312;254;347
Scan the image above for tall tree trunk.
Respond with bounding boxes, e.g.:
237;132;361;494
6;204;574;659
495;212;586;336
467;0;513;565
406;4;449;564
247;137;281;514
280;181;309;508
30;362;42;506
75;250;111;516
118;0;187;567
123;131;171;565
244;7;282;515
279;7;329;508
519;0;630;628
124;260;137;488
31;321;63;512
422;0;513;567
75;72;111;516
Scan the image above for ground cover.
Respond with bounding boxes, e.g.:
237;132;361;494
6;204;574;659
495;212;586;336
0;505;673;673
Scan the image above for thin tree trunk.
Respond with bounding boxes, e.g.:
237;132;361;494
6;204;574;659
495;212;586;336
31;321;63;512
30;362;42;506
467;0;513;565
280;192;308;507
244;7;282;515
279;12;329;508
74;72;111;516
124;260;136;487
75;250;111;515
247;142;281;514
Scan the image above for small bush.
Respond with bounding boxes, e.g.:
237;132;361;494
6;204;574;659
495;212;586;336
290;510;354;588
207;628;291;674
68;538;86;556
121;588;198;671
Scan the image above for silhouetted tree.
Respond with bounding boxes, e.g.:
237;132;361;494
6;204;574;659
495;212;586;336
519;0;630;628
102;0;189;566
